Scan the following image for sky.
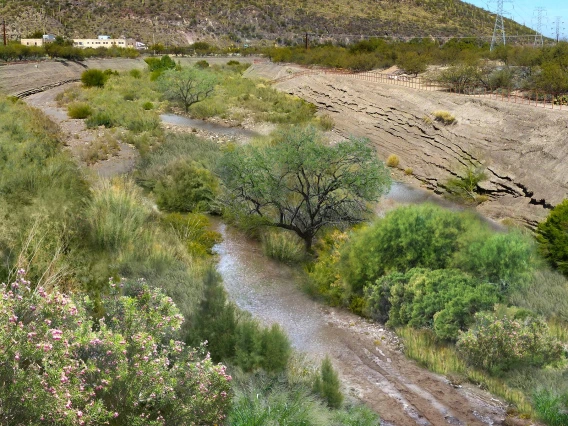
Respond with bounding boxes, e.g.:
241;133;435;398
464;0;568;39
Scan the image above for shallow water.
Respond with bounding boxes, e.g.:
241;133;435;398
213;221;337;356
160;113;260;139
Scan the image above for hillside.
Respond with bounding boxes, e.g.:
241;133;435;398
3;0;535;46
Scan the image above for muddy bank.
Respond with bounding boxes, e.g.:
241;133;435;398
213;221;508;426
247;62;567;228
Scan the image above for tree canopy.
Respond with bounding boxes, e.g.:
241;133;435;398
158;67;217;112
219;127;391;251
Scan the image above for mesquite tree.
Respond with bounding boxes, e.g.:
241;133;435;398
219;126;391;251
158;67;217;112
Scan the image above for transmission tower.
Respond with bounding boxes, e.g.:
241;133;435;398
553;16;565;43
490;0;509;51
533;7;547;47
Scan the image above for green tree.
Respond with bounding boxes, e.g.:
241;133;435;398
536;199;568;276
219;126;391;252
397;51;428;76
313;356;343;409
158;67;217;112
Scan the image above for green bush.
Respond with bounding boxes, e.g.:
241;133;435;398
195;59;210;69
86;111;115;128
81;69;107;88
457;311;565;372
536;199;568;277
161;212;221;257
154;161;219;213
142;101;154;110
67;102;92;119
366;268;500;340
340;205;480;294
306;230;349;305
85;179;150;254
313;356;343;409
129;68;142;79
452;231;535;292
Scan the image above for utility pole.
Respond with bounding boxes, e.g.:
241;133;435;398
490;0;510;51
305;32;309;50
3;18;6;46
533;7;546;47
553;16;565;43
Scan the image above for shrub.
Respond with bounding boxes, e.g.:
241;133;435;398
340;204;482;294
227;60;241;66
195;60;210;69
85;179;150;254
457;311;565;372
261;229;306;263
445;164;486;203
67;102;92;119
432;110;456;125
536;199;568;277
405;167;413;175
161;212;221;257
81;69;107;88
129;68;142;79
0;271;232;425
154;161;219;213
317;113;335;131
386;154;400;168
306;230;348;305
366;268;500;340
86;111;115;128
452;231;536;292
142;101;154;110
313;356;343;409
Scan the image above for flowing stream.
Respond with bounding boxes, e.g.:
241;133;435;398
160;113;260;139
212;184;506;426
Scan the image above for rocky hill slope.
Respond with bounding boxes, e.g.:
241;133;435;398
4;0;535;46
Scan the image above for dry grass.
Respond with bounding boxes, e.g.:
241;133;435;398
81;135;120;165
432;110;456;125
386;154;400;168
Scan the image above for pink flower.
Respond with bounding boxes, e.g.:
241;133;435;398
77;411;83;418
113;412;119;418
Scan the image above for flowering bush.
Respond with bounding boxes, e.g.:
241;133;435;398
457;311;565;372
0;271;231;425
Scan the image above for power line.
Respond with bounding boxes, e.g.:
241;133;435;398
490;0;511;51
533;7;547;47
553;16;565;43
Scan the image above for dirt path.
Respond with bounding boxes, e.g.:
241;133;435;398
215;223;512;426
25;84;138;178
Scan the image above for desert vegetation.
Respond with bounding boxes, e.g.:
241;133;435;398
0;62;383;424
307;202;568;422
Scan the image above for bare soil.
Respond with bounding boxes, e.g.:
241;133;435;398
25;84;138;178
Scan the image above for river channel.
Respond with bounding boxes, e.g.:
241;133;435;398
212;186;507;426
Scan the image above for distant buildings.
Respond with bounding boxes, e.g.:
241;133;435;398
21;34;56;47
19;34;146;50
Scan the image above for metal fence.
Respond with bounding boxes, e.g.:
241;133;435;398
271;67;568;112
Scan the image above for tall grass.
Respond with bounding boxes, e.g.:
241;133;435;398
261;229;306;263
85;178;151;254
136;133;222;190
398;327;535;416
